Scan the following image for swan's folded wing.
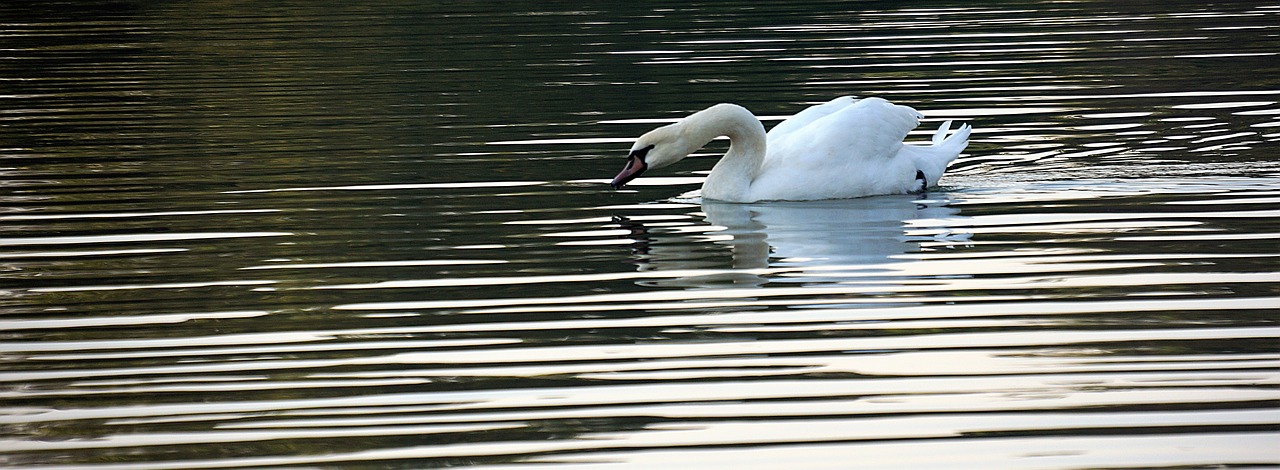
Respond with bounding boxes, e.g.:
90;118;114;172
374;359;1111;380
765;97;922;172
766;96;857;144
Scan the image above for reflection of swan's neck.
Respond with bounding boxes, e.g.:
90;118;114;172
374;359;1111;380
684;104;766;202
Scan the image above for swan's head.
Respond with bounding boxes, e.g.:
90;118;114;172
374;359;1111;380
610;124;691;190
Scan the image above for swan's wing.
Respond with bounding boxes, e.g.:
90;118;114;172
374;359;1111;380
765;97;922;171
749;98;929;201
766;96;857;143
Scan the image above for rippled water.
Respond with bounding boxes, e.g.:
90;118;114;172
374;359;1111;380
3;1;1279;468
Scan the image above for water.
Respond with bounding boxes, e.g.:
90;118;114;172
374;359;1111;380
2;1;1279;468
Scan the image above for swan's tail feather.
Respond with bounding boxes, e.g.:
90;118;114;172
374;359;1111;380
905;120;971;190
933;120;970;156
932;120;953;145
920;120;970;164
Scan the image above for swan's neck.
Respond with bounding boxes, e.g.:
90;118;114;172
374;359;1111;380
684;104;766;202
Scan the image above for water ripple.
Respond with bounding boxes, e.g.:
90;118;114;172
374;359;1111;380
3;1;1278;468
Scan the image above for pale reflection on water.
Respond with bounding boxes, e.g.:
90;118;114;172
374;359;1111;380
623;195;966;288
2;1;1279;469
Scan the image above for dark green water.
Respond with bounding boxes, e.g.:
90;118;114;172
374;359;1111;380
2;1;1279;468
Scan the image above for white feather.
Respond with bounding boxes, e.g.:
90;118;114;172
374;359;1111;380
612;96;971;202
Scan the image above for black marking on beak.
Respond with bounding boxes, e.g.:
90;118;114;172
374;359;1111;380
610;145;655;190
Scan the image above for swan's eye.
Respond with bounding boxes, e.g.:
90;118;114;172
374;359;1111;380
629;144;655;160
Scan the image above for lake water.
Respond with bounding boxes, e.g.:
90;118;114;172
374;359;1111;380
2;1;1279;468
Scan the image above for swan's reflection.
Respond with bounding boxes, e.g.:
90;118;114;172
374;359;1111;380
622;194;968;288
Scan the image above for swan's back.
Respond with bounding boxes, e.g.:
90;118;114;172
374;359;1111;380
765;97;921;164
765;96;856;144
749;97;929;201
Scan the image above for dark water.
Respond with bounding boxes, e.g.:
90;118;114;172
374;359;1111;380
3;1;1279;468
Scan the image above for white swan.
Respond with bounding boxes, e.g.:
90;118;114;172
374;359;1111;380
609;96;971;202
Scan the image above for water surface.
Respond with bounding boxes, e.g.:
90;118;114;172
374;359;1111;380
2;1;1279;469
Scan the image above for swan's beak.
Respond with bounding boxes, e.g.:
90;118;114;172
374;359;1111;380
610;155;647;189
